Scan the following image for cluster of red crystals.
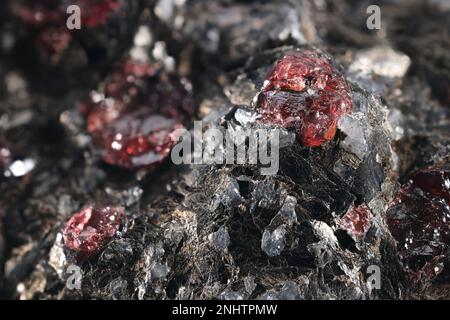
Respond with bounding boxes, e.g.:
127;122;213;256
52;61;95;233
62;205;125;261
386;166;450;279
256;50;353;146
12;0;121;55
338;204;372;238
83;58;194;170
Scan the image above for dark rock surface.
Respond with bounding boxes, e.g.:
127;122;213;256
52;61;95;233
0;0;449;300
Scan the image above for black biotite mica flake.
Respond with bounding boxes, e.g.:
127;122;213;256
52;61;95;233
0;0;449;300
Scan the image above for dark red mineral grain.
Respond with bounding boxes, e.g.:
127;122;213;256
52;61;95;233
62;205;125;261
256;50;353;146
338;204;372;238
386;166;450;279
13;0;122;55
83;58;194;170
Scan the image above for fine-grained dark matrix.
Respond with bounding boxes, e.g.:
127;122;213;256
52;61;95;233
0;0;449;300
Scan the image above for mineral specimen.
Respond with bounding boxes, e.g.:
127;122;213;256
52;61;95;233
348;46;411;79
13;0;122;55
338;204;372;239
1;0;450;302
13;0;122;28
386;166;450;279
256;50;353;146
160;1;309;64
0;141;35;178
84;58;194;169
62;205;126;261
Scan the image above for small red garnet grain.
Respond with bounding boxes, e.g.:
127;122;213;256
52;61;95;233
84;58;194;170
256;50;353;147
338;204;372;238
62;205;126;261
386;165;450;279
12;0;122;55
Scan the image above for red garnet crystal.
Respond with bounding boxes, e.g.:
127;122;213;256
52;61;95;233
13;0;121;27
338;204;372;238
0;142;13;169
77;0;122;28
386;166;450;279
256;50;353;146
13;0;122;55
83;58;194;169
63;205;125;260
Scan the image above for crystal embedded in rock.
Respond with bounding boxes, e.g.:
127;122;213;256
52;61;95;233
13;0;122;55
13;0;121;28
256;50;353;146
261;226;286;257
0;141;35;177
348;46;411;79
410;166;450;204
62;205;126;260
338;204;372;238
386;166;450;278
84;58;194;169
92;112;184;169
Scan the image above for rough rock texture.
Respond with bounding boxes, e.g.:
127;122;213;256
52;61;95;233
0;0;449;300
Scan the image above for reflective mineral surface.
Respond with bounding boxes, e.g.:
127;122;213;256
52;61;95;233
338;204;372;239
256;50;353;146
387;166;450;279
84;58;194;169
0;0;449;301
63;205;126;261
